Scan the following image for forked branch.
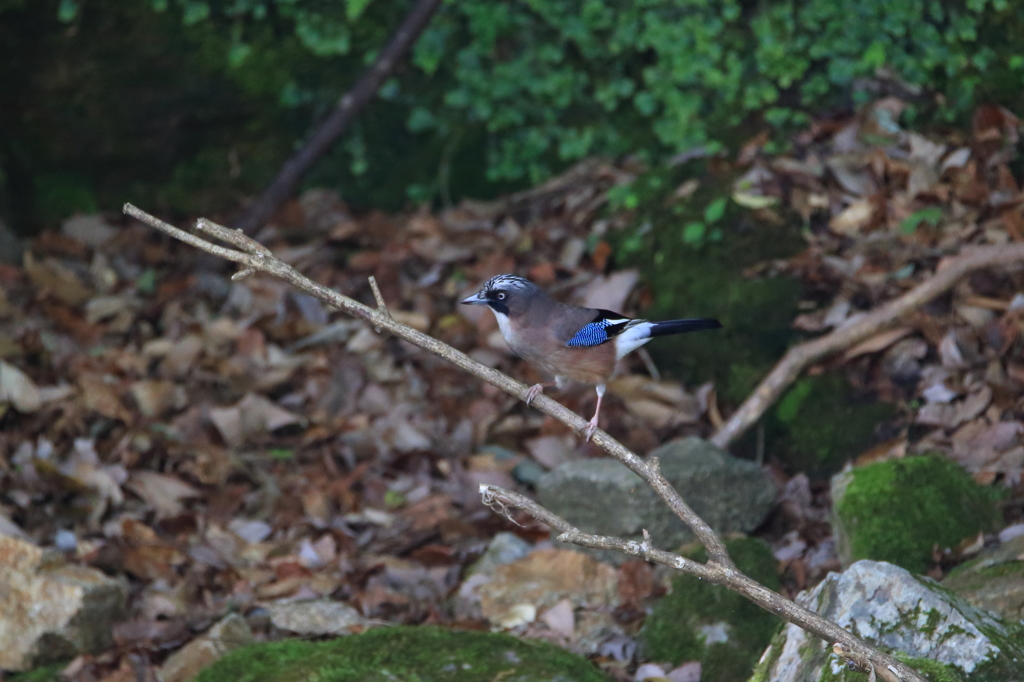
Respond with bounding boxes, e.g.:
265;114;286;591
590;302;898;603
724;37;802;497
123;203;927;682
711;244;1024;448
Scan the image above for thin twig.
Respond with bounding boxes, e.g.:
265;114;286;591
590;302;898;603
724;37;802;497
123;203;927;682
368;275;391;332
711;244;1024;448
637;347;661;381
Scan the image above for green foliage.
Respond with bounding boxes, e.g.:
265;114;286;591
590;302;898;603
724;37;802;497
8;665;63;682
194;625;611;682
638;538;780;682
407;0;1024;182
898;656;967;682
621;180;805;405
834;455;1002;574
4;0;1023;228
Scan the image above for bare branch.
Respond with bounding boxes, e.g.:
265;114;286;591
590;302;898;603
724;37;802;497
480;484;926;682
233;0;443;234
123;203;927;682
711;244;1024;448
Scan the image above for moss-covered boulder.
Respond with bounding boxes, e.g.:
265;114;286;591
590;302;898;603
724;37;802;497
192;625;611;682
637;538;780;682
831;456;1001;574
750;560;1024;682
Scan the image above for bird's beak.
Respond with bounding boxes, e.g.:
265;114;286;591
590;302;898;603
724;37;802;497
461;291;488;305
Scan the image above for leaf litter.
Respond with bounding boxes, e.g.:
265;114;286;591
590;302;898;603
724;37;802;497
0;100;1023;679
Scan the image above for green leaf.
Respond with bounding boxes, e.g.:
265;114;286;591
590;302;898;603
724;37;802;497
268;448;294;460
682;222;706;244
346;0;372;21
862;40;887;69
136;268;157;295
384;489;407;509
57;0;78;22
181;1;210;25
704;197;728;223
899;207;943;234
776;379;813;424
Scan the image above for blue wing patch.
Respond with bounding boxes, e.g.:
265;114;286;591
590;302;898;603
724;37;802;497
566;321;613;348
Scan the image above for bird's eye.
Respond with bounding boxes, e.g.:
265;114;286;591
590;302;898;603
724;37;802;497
496;292;506;300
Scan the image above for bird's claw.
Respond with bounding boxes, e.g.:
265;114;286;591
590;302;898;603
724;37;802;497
582;416;599;442
525;383;545;406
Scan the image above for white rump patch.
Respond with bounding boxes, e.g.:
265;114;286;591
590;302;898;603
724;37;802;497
613;321;655;360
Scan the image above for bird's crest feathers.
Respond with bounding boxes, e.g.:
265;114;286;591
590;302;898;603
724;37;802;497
480;274;534;293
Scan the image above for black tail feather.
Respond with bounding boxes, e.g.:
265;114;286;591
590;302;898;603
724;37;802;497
648;318;722;337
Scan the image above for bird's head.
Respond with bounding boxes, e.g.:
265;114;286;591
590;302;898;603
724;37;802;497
461;274;539;317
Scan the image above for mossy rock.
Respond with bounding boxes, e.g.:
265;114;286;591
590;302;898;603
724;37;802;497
831;455;1001;575
943;534;1024;622
193;625;611;682
638;537;780;682
749;560;1024;682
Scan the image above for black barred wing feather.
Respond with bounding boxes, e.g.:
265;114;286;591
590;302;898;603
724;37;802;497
565;310;632;348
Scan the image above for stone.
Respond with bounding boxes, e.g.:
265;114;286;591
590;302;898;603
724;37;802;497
752;560;1024;681
157;613;253;682
477;549;618;627
944;533;1024;622
0;535;128;670
536;437;776;554
468;532;533;577
265;598;367;636
831;455;1000;573
61;214;117;248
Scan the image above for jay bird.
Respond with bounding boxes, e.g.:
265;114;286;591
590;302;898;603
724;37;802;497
462;274;721;439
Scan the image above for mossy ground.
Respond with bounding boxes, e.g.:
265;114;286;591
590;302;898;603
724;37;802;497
8;664;62;682
834;455;1001;574
624;189;892;474
770;375;896;475
193;625;611;682
638;537;780;682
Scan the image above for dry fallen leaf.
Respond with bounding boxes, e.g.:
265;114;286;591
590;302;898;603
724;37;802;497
830;198;876;235
0;360;41;413
844;328;915;360
127;471;201;519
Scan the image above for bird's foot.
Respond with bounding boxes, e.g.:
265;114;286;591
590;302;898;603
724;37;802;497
582;414;600;442
525;383;546;406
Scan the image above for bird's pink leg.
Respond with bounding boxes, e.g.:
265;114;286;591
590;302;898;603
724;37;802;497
525;382;556;405
584;384;606;442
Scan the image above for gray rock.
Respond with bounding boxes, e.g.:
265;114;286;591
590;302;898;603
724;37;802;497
944;534;1024;622
754;560;1024;681
456;532;536;621
0;535;128;670
266;598;366;636
469;532;533;577
61;214;117;248
158;613;253;682
536;437;776;552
